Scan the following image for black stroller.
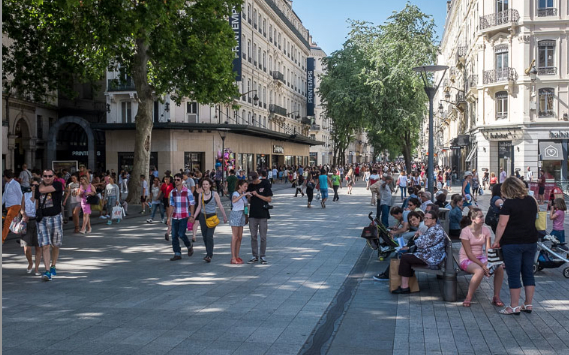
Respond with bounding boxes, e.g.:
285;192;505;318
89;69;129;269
361;212;399;260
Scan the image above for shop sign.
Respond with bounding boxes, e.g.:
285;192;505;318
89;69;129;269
482;128;522;141
229;8;242;81
549;131;569;139
539;141;563;161
72;151;101;156
273;145;284;154
307;58;315;117
498;141;512;158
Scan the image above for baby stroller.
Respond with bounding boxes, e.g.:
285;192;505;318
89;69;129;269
534;234;569;278
361;212;399;260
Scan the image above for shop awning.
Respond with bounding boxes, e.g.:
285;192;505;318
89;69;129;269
465;144;477;163
539;142;563;161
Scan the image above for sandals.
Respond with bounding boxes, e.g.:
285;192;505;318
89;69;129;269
462;299;472;307
499;306;521;315
491;297;505;307
521;304;533;314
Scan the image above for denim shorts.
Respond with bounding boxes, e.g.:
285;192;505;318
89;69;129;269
320;188;329;199
501;243;537;289
551;229;566;243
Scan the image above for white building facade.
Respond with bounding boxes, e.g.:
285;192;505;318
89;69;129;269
434;0;569;184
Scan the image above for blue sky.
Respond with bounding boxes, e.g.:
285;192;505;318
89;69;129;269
292;0;448;54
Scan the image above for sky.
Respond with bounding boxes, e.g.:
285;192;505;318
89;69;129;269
292;0;449;54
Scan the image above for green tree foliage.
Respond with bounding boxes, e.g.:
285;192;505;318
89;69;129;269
3;0;241;200
318;3;438;171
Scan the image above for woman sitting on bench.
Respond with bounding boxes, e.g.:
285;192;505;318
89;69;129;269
459;207;504;307
392;210;447;294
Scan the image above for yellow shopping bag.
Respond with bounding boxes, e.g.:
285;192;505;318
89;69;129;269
535;211;547;231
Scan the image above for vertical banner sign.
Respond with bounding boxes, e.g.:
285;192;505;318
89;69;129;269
230;8;242;81
307;58;315;117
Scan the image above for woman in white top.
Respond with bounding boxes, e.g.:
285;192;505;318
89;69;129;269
103;177;120;225
63;174;82;233
20;178;42;275
229;180;250;264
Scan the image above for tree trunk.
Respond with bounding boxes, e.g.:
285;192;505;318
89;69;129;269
126;39;154;204
401;132;412;173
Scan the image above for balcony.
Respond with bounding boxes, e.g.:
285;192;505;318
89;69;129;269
537;8;557;17
456;92;466;104
301;117;312;125
456;46;467;66
480;9;520;32
310;124;321;131
107;78;135;92
269;104;287;116
467;75;478;90
271;70;285;84
539;110;555;118
538;67;557;75
482;67;517;84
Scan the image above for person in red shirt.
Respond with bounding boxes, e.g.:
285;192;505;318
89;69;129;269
355;166;360;182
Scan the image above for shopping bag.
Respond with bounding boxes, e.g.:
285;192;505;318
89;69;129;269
9;216;27;235
535;211;547;231
111;206;124;220
389;258;420;293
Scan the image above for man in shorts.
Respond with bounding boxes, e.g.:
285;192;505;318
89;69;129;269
316;169;332;208
36;169;64;281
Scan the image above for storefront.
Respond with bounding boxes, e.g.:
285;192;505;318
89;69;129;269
498;141;513;176
539;140;566;182
98;122;320;175
118;152;158;173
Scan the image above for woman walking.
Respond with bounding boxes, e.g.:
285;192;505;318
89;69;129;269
230;180;250;264
193;178;228;263
346;168;354;195
103;177;120;225
20;178;42;275
64;174;82;233
462;171;475;211
147;177;165;224
459;208;504;307
305;175;315;208
78;175;96;234
492;177;538;315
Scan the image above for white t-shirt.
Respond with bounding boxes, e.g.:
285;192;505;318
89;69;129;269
398;175;408;187
141;180;148;196
232;191;246;211
272;168;278;178
19;169;32;187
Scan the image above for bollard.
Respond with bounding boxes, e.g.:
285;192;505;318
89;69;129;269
443;273;457;302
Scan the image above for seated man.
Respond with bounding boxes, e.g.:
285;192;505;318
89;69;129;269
387;206;409;238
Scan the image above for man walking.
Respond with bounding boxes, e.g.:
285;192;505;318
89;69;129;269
316;169;332;208
226;169;238;202
247;172;273;264
36;169;64;281
18;164;33;190
168;173;195;261
3;170;23;244
377;175;393;227
331;169;342;202
499;167;507;183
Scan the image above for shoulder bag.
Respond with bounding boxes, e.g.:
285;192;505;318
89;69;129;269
36;193;48;223
202;193;220;228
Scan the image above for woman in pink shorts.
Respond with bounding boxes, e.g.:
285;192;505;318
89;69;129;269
459;207;504;307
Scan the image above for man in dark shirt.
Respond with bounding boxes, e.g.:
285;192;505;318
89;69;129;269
225;169;238;202
246;171;273;264
35;169;64;281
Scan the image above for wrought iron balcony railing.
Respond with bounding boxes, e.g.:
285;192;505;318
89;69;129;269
467;75;478;90
310;124;321;131
456;92;466;104
539;110;555;118
480;9;520;30
537;8;557;17
301;117;312;125
482;67;518;84
107;78;135;91
457;46;468;57
269;104;287;116
538;67;557;75
271;71;285;83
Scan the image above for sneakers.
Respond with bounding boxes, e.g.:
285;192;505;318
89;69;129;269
373;273;389;281
162;218;167;224
260;257;268;264
146;219;154;224
100;215;108;219
248;257;258;263
140;210;146;214
42;271;52;281
107;220;112;225
50;266;57;276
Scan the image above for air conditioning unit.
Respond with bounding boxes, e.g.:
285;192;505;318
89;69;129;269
186;114;198;123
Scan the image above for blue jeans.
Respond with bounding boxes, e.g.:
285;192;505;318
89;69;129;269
501;243;537;289
377;204;391;227
171;218;191;255
106;196;117;216
551;229;566;243
400;186;407;199
151;202;165;220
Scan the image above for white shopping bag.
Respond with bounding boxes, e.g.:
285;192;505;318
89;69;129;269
112;206;125;220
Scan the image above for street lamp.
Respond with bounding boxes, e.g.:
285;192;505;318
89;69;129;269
241;90;259;105
413;65;448;201
218;128;229;195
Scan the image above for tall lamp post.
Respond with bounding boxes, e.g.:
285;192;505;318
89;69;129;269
413;65;448;202
218;128;229;195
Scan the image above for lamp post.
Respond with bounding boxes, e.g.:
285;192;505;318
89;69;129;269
413;65;448;201
218;128;229;195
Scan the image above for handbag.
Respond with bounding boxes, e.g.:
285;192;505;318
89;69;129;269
389;258;420;293
361;225;378;239
487;248;504;266
9;216;27;234
36;193;48;223
485;205;498;227
202;193;220;228
87;194;100;205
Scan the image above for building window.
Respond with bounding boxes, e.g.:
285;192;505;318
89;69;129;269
538;0;556;16
538;88;554;117
538;40;556;74
184;152;205;173
121;101;132;123
495;91;508;119
187;102;198;114
496;0;508;13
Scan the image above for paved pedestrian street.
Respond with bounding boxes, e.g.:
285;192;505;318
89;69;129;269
3;184;569;355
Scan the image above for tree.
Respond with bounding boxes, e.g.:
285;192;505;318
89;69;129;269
3;0;241;201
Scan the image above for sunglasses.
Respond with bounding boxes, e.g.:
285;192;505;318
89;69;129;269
43;175;54;178
32;184;39;187
175;178;182;181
